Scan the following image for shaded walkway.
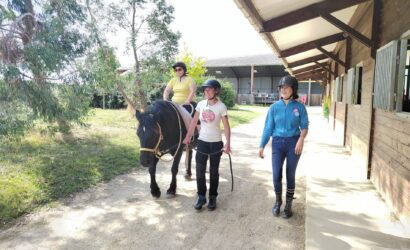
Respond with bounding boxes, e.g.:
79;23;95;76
304;107;410;250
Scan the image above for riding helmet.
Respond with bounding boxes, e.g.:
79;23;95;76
278;75;299;99
201;79;221;92
172;61;187;73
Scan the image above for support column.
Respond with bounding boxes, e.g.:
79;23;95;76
250;64;255;95
308;78;312;106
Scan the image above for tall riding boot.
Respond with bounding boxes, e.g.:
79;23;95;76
282;196;294;219
194;195;207;210
207;195;217;211
272;192;282;216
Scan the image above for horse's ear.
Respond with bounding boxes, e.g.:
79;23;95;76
135;109;142;120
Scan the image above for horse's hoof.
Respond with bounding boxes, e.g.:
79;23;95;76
151;189;161;198
166;190;176;197
184;174;192;180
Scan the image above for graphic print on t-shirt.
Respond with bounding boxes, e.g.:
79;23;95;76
202;108;215;123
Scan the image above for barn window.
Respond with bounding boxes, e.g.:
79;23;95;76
373;40;398;111
347;66;363;105
397;39;410;112
338;75;344;102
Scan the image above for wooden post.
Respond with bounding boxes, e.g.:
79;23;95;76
308;78;312;106
271;76;274;93
102;90;105;109
250;64;255;95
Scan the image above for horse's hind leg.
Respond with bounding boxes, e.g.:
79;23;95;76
184;148;193;180
149;165;161;198
167;148;183;196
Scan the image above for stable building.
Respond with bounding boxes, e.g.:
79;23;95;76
235;0;410;225
205;54;324;105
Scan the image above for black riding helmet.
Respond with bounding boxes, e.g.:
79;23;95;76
172;61;187;74
201;79;221;93
278;75;299;99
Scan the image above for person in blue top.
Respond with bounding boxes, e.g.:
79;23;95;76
259;75;309;219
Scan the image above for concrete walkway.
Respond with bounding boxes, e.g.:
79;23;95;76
303;107;410;250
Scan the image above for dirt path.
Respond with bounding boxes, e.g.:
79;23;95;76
0;107;306;250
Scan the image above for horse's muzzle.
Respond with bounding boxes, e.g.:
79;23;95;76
140;152;156;167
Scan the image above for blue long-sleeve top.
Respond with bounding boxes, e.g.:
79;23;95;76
259;100;309;148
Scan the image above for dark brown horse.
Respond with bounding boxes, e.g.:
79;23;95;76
135;100;195;198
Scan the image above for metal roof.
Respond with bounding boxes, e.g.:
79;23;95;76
204;54;286;78
234;0;375;82
205;54;282;67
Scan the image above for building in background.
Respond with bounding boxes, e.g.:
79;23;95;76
235;0;410;226
205;54;323;105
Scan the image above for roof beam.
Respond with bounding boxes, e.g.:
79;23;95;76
261;0;369;33
371;0;381;58
297;75;323;81
314;61;335;76
280;33;346;57
296;74;325;81
292;63;327;75
230;67;240;79
296;71;324;81
287;54;328;68
317;10;373;48
236;0;284;57
295;68;323;77
316;46;347;68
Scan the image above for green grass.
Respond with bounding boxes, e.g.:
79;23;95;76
228;105;266;128
0;106;264;227
0;109;140;227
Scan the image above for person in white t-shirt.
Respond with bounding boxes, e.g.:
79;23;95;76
183;79;231;211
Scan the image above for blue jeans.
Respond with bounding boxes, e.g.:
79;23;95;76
271;136;301;193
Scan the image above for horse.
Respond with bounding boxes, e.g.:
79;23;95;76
135;100;195;198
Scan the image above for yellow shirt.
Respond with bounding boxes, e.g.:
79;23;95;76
167;76;195;104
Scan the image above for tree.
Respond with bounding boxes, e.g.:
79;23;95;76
0;0;91;137
104;0;181;111
171;48;208;86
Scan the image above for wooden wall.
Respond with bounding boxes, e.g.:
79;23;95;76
329;0;410;223
370;0;410;225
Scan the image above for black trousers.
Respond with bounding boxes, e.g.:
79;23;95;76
195;140;223;196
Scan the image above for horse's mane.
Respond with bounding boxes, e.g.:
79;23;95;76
139;100;183;133
138;101;185;153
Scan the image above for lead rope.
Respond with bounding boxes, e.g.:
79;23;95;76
193;148;234;192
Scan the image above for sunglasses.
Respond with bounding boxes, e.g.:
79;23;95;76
174;68;183;72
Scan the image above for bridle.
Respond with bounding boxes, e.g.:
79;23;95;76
139;122;164;158
139;102;183;160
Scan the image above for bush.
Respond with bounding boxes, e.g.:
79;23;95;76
219;80;236;108
91;92;126;109
323;96;331;118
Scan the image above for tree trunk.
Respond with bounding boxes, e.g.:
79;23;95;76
130;2;148;111
117;82;136;116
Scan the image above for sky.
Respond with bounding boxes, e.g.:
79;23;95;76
111;0;273;67
170;0;273;59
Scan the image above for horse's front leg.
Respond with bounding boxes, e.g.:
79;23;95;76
167;148;183;196
149;164;161;198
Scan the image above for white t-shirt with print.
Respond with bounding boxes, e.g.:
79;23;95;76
196;99;227;142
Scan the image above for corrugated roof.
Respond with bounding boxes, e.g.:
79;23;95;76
205;54;282;67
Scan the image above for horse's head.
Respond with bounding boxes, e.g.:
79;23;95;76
135;109;162;167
